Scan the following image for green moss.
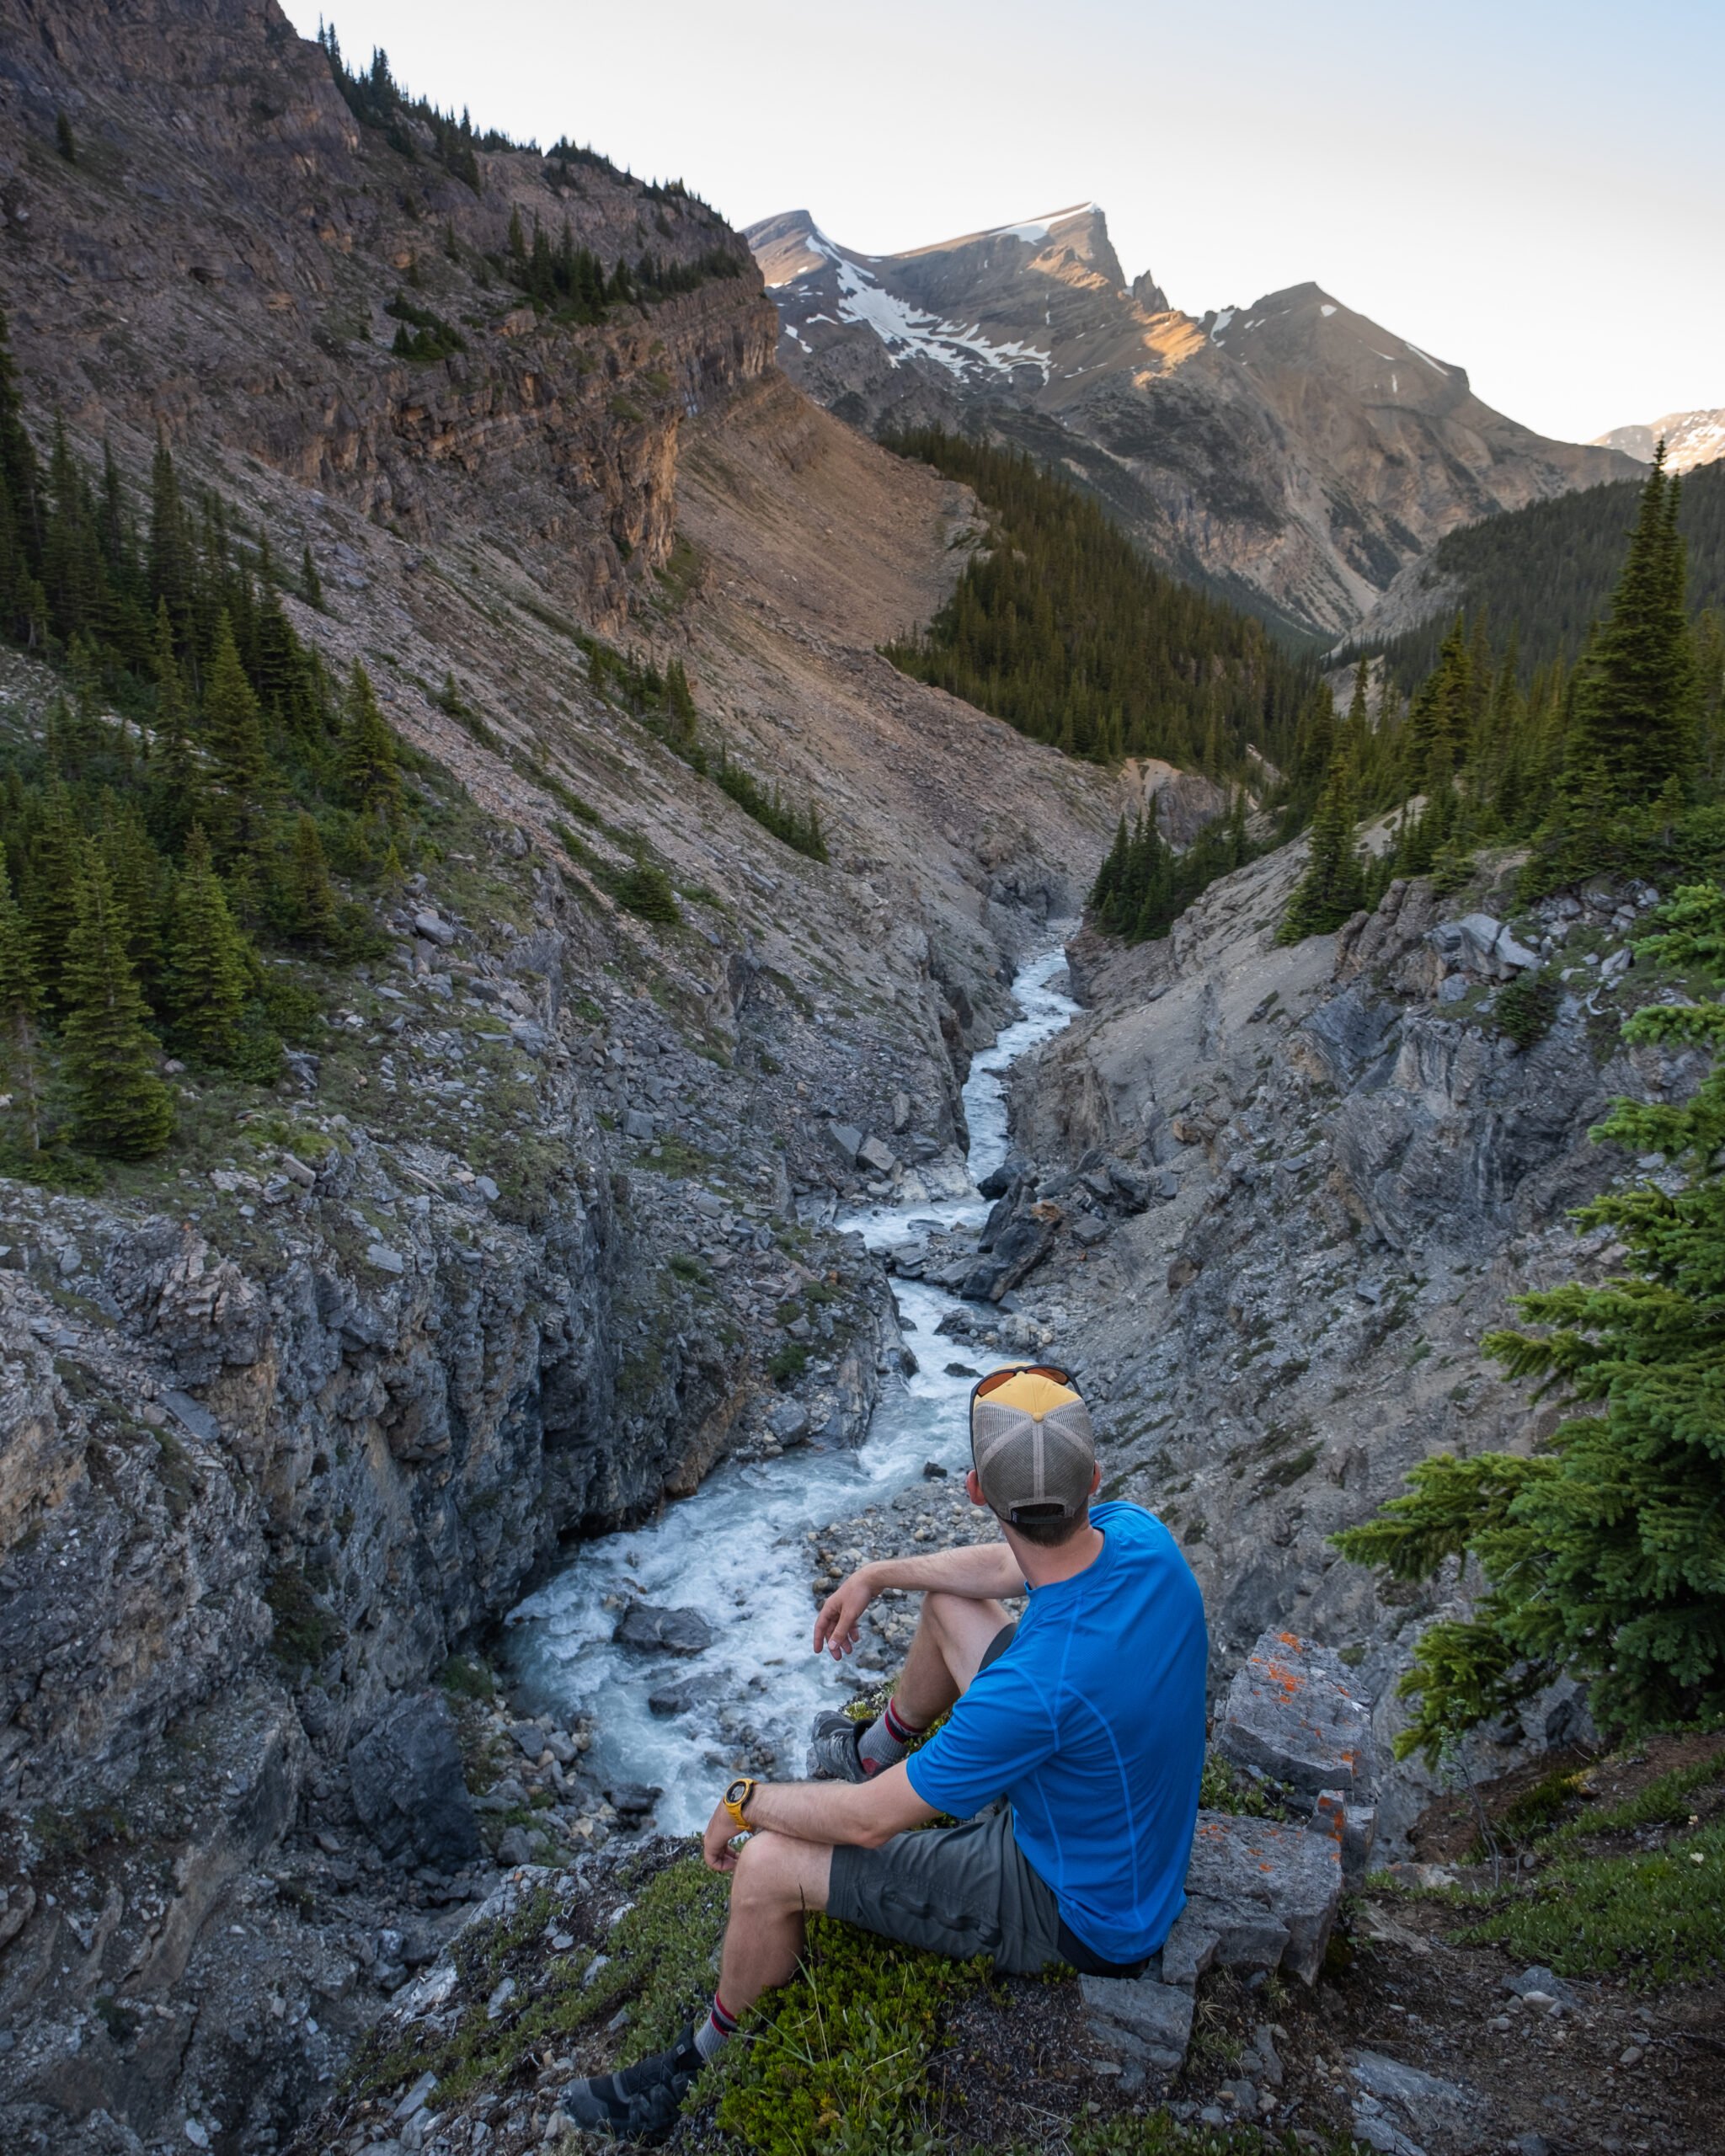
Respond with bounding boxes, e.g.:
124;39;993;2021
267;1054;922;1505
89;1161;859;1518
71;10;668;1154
349;1852;731;2110
1544;1749;1725;1849
1197;1756;1283;1819
713;1913;985;2156
769;1341;809;1385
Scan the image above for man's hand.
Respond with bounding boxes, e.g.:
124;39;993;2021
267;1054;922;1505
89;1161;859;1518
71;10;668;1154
703;1801;745;1873
813;1564;878;1660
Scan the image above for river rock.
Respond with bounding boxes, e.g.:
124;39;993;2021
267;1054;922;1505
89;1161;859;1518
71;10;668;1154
857;1135;896;1176
612;1602;714;1656
349;1694;482;1869
647;1674;717;1717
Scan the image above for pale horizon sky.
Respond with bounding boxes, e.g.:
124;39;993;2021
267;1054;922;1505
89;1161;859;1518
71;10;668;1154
280;0;1724;446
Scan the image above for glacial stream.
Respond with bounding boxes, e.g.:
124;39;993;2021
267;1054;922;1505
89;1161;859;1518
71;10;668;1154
506;941;1080;1834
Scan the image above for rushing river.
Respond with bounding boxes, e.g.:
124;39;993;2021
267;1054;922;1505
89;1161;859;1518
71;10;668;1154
505;940;1080;1834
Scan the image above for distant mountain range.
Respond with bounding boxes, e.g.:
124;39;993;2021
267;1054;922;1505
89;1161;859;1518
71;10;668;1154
1593;409;1725;473
747;203;1636;638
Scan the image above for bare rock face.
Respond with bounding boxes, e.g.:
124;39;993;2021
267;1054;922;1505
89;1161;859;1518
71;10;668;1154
349;1696;480;1870
748;205;1636;636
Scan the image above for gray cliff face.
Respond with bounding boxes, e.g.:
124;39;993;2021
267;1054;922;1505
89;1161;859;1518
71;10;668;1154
747;205;1637;636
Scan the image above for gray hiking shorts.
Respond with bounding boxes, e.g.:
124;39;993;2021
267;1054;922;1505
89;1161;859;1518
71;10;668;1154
827;1800;1065;1976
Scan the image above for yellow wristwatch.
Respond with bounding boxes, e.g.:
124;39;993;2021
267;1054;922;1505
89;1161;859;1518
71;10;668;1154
723;1776;757;1833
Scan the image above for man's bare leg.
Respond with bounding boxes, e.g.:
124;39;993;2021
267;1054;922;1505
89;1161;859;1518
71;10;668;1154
718;1832;833;2016
889;1588;1014;1729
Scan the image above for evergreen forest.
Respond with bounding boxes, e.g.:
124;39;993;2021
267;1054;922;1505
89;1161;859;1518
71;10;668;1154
882;431;1316;773
1302;447;1725;925
0;311;430;1173
1351;460;1725;691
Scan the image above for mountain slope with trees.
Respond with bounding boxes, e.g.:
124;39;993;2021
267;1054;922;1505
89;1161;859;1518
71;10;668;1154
1349;459;1725;690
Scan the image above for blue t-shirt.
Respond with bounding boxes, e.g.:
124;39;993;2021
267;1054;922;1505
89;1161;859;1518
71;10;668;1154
905;1501;1207;1964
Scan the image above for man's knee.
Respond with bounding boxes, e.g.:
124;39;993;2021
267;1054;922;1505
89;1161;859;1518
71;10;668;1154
731;1831;826;1915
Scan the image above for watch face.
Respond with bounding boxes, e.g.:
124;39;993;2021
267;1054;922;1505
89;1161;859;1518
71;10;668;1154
726;1778;749;1805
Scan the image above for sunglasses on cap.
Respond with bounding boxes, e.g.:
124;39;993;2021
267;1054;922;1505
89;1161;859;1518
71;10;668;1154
968;1363;1080;1412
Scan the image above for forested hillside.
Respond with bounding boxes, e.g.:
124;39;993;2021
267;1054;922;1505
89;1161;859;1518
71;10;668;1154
882;430;1316;774
1358;460;1725;689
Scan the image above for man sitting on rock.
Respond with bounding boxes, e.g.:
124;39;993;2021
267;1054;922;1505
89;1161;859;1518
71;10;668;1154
561;1364;1208;2139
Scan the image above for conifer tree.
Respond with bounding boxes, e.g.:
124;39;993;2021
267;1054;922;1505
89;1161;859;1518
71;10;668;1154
163;825;250;1068
26;784;83;1004
1563;444;1697;801
337;660;400;814
1335;882;1725;1755
300;542;323;611
200;609;267;847
1278;752;1365;943
286;812;337;946
61;842;173;1158
1402;618;1472;794
147;440;195;643
0;851;42;1150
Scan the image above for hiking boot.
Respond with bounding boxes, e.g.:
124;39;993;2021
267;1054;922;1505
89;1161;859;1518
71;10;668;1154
807;1710;869;1782
559;2023;702;2142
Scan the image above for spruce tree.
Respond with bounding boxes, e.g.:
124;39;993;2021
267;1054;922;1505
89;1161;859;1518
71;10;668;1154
1277;753;1365;943
200;609;267;848
1335;882;1725;1756
300;542;323;611
338;660;400;814
61;842;173;1158
163;825;251;1067
286;812;337;946
1562;444;1697;801
0;851;42;1150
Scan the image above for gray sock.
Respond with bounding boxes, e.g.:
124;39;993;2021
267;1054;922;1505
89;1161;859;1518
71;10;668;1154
694;1997;739;2061
857;1698;923;1775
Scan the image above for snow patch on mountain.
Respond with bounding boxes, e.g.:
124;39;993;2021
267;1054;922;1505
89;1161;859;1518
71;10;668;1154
799;229;1052;383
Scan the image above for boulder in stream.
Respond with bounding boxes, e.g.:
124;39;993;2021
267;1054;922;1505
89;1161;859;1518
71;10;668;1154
612;1601;714;1656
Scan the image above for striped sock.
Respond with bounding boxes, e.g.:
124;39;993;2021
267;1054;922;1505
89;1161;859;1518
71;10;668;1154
857;1697;925;1776
694;1993;740;2062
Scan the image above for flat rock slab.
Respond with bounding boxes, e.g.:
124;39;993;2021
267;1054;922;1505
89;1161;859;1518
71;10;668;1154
1170;1808;1343;1986
612;1602;713;1656
1079;1972;1194;2074
1350;2049;1482;2153
1214;1627;1376;1803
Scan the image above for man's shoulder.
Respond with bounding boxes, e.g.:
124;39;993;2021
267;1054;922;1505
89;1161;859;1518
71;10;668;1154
1095;1502;1200;1588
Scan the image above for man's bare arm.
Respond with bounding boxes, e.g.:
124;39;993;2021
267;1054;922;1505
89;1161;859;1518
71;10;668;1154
813;1543;1023;1658
701;1762;937;1871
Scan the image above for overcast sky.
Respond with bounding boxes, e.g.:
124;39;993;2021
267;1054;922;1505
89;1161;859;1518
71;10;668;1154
281;0;1723;445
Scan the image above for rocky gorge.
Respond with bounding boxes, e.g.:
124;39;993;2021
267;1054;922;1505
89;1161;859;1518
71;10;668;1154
0;5;1719;2155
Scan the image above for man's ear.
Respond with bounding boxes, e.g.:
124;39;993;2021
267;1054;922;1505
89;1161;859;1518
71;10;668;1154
965;1468;986;1508
1089;1462;1103;1497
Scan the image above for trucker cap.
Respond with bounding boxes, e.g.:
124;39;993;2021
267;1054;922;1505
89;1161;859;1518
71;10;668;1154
969;1364;1096;1526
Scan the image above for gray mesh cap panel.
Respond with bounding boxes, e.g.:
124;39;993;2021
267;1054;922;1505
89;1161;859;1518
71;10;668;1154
971;1390;1096;1519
